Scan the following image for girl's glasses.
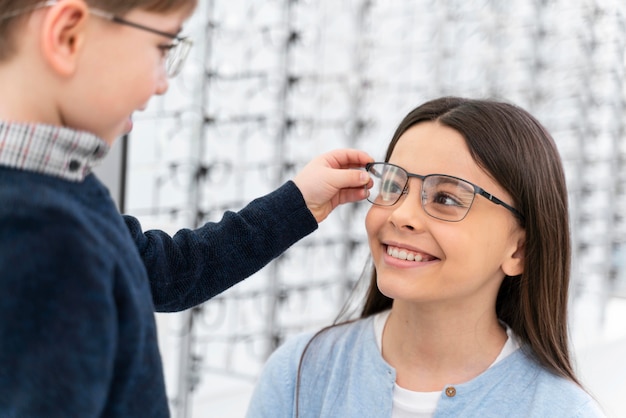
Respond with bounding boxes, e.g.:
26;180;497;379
365;162;525;222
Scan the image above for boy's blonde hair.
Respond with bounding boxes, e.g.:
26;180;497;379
0;0;197;60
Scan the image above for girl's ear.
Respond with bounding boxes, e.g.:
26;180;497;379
40;0;88;76
502;231;525;277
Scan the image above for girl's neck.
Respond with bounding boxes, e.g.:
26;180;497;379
381;302;507;392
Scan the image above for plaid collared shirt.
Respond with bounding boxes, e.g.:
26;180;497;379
0;122;109;182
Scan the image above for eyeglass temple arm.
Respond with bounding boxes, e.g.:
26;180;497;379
88;8;179;39
477;189;525;222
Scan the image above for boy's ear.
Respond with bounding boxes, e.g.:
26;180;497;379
40;0;89;76
502;232;525;277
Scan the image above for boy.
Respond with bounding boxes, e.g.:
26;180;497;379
0;1;372;416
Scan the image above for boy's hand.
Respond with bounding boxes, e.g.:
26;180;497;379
293;149;374;223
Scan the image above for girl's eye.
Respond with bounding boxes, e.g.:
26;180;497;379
431;191;465;207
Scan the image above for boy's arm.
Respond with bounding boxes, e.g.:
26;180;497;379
126;180;318;312
127;148;372;312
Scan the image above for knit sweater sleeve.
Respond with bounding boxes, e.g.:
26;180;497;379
125;181;318;312
0;207;116;417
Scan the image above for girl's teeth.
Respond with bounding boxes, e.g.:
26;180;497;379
387;246;425;262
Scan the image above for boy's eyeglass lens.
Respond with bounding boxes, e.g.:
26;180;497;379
161;37;193;78
365;162;524;222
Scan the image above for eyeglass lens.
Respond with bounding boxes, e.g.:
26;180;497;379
165;38;192;77
366;163;477;221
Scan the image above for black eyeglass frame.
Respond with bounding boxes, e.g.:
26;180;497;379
89;8;192;78
365;162;525;223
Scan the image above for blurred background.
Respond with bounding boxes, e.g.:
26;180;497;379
94;0;626;416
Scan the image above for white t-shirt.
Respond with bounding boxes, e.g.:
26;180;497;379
373;310;520;418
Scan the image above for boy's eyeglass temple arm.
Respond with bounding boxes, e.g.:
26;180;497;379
88;8;183;40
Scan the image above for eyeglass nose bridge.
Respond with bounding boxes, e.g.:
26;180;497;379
403;172;428;200
396;172;432;214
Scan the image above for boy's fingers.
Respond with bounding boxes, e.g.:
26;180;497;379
325;149;374;169
337;187;370;205
328;169;371;190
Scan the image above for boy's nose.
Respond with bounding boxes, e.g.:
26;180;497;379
155;69;170;95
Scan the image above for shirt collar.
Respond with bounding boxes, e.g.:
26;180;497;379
0;122;110;182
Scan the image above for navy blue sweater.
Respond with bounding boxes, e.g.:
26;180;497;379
0;166;317;417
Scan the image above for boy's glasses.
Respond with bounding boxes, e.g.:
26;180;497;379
365;162;525;222
0;1;192;78
89;9;192;78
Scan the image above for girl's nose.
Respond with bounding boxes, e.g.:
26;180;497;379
388;181;428;232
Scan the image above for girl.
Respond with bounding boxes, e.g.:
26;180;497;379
246;97;605;417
